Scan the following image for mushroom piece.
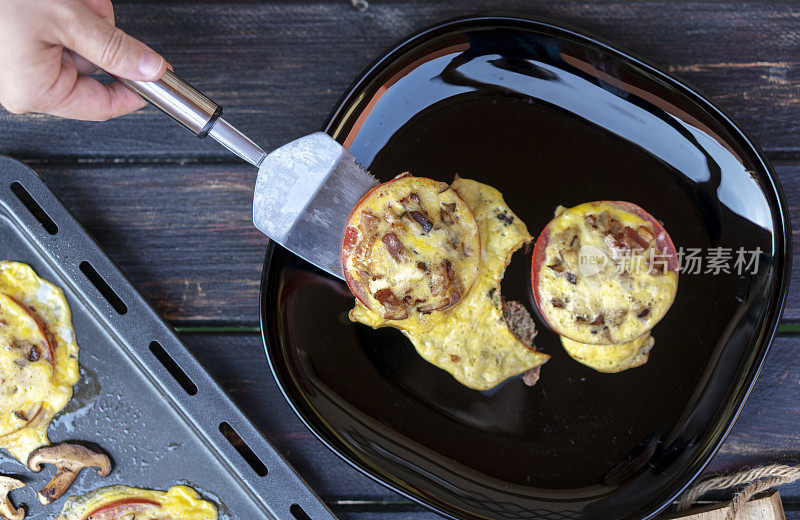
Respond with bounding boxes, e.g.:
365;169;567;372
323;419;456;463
27;443;112;505
0;476;25;520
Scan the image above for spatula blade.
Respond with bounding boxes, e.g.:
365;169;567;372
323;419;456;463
253;132;378;279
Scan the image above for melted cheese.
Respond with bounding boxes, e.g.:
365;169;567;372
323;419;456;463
561;332;654;373
57;485;217;520
350;178;549;390
0;261;79;462
536;202;677;344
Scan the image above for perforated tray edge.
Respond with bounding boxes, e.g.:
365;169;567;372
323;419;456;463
0;156;337;520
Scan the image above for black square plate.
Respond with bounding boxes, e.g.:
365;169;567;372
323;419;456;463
260;15;791;520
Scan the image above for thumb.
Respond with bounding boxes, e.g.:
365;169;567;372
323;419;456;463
56;0;166;81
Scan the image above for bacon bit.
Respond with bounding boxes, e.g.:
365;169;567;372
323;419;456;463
551;298;564;308
548;263;564;273
575;316;587;323
590;315;604;326
373;289;394;304
359;211;379;234
585;214;598;227
565;272;578;284
609;219;624;236
450;354;461;363
382;232;406;262
13;410;27;421
374;289;408;320
410;211;433;233
623;226;649;249
637;308;650;318
416;261;429;273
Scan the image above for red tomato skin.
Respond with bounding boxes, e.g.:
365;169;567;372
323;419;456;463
83;498;161;520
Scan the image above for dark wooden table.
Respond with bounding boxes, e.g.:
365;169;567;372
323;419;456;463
1;1;798;518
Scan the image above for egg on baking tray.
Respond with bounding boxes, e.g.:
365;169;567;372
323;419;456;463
55;485;217;520
342;175;549;390
0;261;80;462
531;202;678;372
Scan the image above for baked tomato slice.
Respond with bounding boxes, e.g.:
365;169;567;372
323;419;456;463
531;201;678;344
341;176;481;320
83;498;160;520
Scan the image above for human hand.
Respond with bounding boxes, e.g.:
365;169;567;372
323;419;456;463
0;0;167;121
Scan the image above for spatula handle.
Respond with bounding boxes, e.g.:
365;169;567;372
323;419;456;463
117;70;267;167
120;69;222;137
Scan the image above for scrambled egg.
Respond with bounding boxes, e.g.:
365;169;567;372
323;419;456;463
534;202;678;344
350;178;549;390
56;485;217;520
0;261;79;462
561;332;654;373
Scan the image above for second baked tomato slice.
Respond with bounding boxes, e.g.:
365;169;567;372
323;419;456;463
531;201;678;344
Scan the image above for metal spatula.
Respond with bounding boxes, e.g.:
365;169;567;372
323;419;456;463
120;70;378;280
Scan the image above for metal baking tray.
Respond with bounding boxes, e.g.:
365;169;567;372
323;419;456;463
0;156;336;520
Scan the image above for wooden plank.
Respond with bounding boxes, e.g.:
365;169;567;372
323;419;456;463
30;162;800;324
34;163;269;324
1;1;799;160
182;333;800;503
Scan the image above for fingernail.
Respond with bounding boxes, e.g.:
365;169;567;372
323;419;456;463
138;52;163;79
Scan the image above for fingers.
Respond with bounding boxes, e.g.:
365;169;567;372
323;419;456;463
69;0;113;74
42;57;146;121
55;0;166;81
49;76;147;121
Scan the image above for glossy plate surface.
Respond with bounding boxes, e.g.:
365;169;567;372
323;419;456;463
261;16;790;520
